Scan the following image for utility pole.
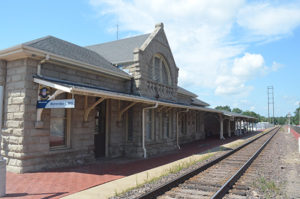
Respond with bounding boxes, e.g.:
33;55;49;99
267;86;275;124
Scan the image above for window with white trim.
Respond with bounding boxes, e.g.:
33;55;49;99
49;94;71;148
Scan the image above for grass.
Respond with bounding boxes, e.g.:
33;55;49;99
113;152;215;197
113;132;270;198
253;176;281;199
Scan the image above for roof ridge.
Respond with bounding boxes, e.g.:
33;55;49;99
86;33;150;47
22;35;53;46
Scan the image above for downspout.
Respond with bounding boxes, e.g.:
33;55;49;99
36;54;50;128
37;54;50;76
142;102;158;158
176;108;189;149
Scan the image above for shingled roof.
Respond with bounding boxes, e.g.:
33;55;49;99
177;86;198;97
23;36;130;78
86;34;150;65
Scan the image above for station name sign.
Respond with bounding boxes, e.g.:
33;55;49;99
37;99;75;109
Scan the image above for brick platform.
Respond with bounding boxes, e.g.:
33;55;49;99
4;133;260;199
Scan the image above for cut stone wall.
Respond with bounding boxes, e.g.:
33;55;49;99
1;59;27;173
133;25;178;101
1;58;117;173
41;62;131;93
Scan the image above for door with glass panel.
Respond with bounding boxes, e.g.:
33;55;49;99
94;100;106;157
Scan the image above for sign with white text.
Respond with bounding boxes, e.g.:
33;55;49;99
37;99;75;109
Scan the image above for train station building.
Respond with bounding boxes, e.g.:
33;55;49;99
0;23;255;173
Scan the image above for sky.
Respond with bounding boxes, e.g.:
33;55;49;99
0;0;299;117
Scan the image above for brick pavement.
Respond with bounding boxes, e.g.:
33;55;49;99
3;133;259;199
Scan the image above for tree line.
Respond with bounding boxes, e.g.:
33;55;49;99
214;105;300;125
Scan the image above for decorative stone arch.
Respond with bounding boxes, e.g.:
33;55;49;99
151;53;172;86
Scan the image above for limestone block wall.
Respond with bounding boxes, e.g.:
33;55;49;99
133;27;178;101
0;60;6;158
1;59;28;173
107;99;127;158
196;112;206;140
0;58;124;173
41;62;130;93
123;104;143;157
178;111;197;144
145;108;177;157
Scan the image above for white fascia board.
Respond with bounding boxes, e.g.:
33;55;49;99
23;46;132;80
72;87;222;113
33;78;72;93
33;77;222;114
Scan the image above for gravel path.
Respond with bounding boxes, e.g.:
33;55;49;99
110;128;300;199
229;126;300;198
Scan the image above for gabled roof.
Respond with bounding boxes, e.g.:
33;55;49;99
23;36;130;78
192;98;210;107
177;86;198;98
86;34;150;65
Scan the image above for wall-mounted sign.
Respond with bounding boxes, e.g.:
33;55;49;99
39;85;51;100
37;99;75;109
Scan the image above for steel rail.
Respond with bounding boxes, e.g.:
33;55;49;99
137;127;278;199
211;126;280;199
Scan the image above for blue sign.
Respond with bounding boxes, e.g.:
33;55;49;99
37;99;75;109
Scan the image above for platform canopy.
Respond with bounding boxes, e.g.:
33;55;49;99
33;76;222;114
222;110;257;121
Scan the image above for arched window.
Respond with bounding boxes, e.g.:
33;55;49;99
152;54;171;85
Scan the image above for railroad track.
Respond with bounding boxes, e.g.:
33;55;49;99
137;127;280;199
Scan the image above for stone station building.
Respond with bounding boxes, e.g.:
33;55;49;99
0;23;255;173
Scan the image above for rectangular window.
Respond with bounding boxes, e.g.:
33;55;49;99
50;109;67;148
162;112;169;138
154;57;160;81
127;108;133;142
181;113;187;135
146;110;153;140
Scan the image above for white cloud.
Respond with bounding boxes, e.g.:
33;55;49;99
215;53;266;95
89;0;300;98
270;62;283;72
237;3;300;37
232;53;265;77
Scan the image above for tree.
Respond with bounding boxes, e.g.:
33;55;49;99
215;105;231;112
232;108;242;114
292;107;300;125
